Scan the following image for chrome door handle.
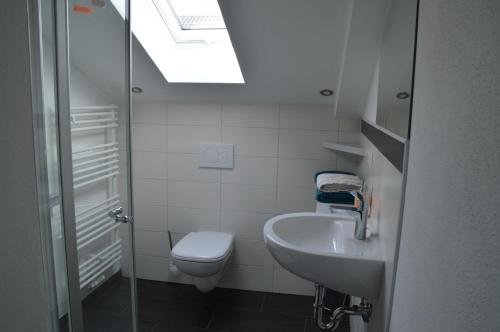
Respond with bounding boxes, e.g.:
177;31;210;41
108;206;133;224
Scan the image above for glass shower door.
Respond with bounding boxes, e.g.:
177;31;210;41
53;0;137;331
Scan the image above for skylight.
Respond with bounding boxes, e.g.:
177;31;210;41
168;0;226;30
131;0;244;84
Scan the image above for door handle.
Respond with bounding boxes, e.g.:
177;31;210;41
108;206;133;224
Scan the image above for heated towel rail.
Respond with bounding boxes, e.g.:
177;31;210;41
70;105;123;291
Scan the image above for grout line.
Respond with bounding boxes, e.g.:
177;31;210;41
219;105;223;231
302;316;308;332
134;121;350;133
270;105;283;293
260;293;267;312
205;305;220;329
134;150;339;162
150;322;159;332
275;103;281;216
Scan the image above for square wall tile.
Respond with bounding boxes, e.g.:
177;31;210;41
221;156;277;186
167;102;221;126
135;230;169;257
134;204;167;232
222;127;278;157
222;184;276;213
219;265;273;292
132;102;168;124
339;118;361;132
277;186;316;213
170;231;188;247
130;102;362;295
336;154;360;174
132;151;167;179
167;180;220;210
222;103;279;128
278;158;336;188
232;238;274;266
132;124;167;152
167;153;220;182
135;254;169;282
338;131;361;144
273;268;315;296
167;207;220;233
133;178;167;206
279;104;338;130
221;211;275;240
167;126;221;153
278;129;337;160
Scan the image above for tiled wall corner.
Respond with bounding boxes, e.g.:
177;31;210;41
131;101;361;295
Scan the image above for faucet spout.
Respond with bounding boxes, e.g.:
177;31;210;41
328;190;369;240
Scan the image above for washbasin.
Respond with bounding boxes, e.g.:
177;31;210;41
263;212;384;300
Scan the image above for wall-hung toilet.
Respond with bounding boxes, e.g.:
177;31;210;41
171;231;234;292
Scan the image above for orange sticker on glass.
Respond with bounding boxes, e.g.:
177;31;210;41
72;4;93;14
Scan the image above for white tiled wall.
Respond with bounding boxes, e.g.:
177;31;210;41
131;101;361;296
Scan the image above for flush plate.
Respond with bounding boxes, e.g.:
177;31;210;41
199;143;234;169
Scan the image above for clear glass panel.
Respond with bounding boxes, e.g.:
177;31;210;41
66;0;136;330
33;0;70;330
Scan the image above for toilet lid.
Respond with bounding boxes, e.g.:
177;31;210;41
172;231;234;263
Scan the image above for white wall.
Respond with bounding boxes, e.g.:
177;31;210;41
390;1;500;331
353;56;406;332
0;1;51;330
131;101;361;295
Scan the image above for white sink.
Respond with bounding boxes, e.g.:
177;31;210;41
264;212;384;300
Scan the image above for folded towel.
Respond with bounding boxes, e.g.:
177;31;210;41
315;190;356;205
316;173;362;193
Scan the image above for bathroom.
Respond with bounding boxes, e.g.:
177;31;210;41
1;0;500;332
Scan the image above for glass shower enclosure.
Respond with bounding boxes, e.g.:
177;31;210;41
32;0;138;331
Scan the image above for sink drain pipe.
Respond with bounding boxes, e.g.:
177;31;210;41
313;284;373;331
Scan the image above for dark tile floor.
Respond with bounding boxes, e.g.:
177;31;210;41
61;275;349;332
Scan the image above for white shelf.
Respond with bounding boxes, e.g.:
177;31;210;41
322;142;366;157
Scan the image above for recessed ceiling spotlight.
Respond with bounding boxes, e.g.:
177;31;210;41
320;89;334;97
131;86;143;93
396;92;410;99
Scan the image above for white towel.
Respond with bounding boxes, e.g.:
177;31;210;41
316;173;362;193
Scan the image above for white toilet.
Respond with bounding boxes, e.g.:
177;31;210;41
171;231;234;292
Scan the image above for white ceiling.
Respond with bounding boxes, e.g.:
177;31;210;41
68;0;391;118
132;0;352;106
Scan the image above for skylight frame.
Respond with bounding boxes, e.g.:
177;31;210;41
126;0;244;84
167;0;226;31
153;0;227;44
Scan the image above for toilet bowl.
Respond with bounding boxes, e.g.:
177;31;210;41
171;231;234;292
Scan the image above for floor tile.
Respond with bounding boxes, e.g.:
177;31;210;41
209;307;306;332
110;277;133;293
153;326;225;332
138;319;158;332
82;308;134;332
83;290;132;315
61;276;348;332
305;317;350;332
179;286;266;311
138;297;215;328
262;293;314;317
137;279;188;301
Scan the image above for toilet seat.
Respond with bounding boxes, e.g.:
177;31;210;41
172;231;233;263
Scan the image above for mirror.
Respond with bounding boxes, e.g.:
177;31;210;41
376;0;418;138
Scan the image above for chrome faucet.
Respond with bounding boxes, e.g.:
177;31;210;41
328;192;369;240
